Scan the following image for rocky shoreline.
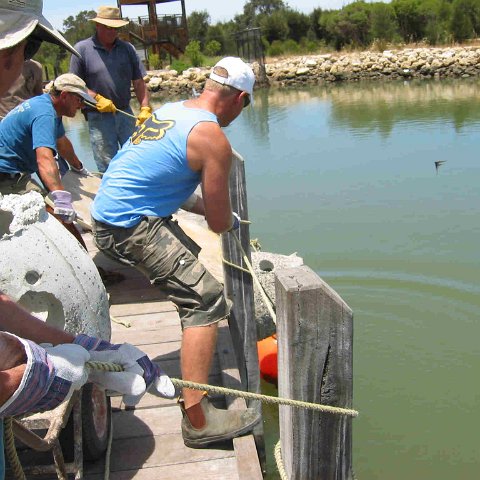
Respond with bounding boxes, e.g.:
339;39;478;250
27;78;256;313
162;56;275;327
146;45;480;98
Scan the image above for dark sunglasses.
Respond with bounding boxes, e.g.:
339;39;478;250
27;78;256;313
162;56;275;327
24;37;43;61
243;93;251;109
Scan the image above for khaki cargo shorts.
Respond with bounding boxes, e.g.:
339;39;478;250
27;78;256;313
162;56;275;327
0;173;46;196
92;216;230;329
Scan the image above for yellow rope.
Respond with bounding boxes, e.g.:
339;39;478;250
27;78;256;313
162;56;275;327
274;440;289;480
170;377;358;417
3;417;26;480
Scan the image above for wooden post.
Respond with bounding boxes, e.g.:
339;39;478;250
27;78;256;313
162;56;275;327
221;149;265;467
275;266;353;480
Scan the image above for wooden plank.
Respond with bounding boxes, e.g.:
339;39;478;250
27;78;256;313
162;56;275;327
221;151;265;464
217;321;263;479
109;301;176;317
84;456;239;479
84;433;237;475
275;265;353;480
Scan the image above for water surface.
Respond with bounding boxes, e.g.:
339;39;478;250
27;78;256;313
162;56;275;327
65;78;480;479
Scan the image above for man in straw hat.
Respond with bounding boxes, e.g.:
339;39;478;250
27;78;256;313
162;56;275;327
70;5;152;173
91;57;260;448
0;0;79;97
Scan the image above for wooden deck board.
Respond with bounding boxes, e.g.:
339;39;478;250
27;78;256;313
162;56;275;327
6;217;261;479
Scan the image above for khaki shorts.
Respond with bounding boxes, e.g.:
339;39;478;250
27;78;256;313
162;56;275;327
92;216;230;329
0;173;46;196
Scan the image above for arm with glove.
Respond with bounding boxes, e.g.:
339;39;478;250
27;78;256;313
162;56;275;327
56;135;91;176
0;332;90;417
74;334;175;405
0;293;174;411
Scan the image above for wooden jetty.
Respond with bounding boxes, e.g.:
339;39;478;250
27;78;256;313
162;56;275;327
81;226;263;479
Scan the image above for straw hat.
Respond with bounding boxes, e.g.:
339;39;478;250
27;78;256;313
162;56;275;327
0;0;78;55
91;6;129;28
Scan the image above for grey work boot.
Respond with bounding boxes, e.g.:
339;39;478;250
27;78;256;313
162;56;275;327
180;395;261;448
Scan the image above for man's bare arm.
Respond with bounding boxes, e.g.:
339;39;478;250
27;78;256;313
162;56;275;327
56;135;83;171
187;121;233;233
36;146;64;192
133;78;149;108
0;291;74;345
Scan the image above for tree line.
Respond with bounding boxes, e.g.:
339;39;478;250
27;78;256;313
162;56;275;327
35;0;480;75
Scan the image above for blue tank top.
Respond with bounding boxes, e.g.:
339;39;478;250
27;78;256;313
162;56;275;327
91;101;218;227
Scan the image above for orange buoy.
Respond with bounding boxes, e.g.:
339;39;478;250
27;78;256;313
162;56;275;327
257;334;278;385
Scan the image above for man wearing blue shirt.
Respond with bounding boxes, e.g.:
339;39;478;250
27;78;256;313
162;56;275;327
70;6;151;173
0;73;95;221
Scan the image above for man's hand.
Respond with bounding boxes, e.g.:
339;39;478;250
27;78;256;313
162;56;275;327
0;335;90;417
95;94;117;113
48;190;76;223
74;334;176;406
136;106;152;126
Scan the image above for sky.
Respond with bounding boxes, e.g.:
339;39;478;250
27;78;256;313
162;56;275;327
43;1;365;31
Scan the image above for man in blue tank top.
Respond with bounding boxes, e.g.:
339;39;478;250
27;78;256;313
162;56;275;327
91;57;260;448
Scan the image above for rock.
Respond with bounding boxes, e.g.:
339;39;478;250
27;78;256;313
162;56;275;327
251;251;304;340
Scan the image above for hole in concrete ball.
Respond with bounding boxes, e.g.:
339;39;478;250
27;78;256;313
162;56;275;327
259;259;274;272
25;270;41;285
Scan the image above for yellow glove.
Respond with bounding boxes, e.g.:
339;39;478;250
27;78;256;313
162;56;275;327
136;106;152;126
94;94;117;113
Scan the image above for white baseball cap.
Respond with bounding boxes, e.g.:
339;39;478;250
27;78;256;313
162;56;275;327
52;73;97;104
0;0;79;56
210;57;255;105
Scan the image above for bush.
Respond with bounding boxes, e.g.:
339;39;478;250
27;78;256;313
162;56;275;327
170;59;190;75
204;40;221;57
267;40;284;56
185;40;204;67
148;53;161;70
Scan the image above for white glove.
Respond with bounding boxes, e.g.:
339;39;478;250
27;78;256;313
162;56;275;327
0;336;90;417
70;163;92;176
48;190;76;223
73;334;175;406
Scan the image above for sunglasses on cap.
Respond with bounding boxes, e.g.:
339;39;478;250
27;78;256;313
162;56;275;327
24;36;43;61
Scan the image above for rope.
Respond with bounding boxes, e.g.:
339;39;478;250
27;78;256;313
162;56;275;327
3;417;25;480
227;230;277;323
84;101;137;120
170;377;358;417
274;440;289;480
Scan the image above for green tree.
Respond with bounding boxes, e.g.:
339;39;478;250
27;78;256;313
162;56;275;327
328;1;373;48
392;0;425;42
62;10;96;45
451;0;480;41
370;2;398;42
259;10;289;43
188;10;211;48
284;9;311;43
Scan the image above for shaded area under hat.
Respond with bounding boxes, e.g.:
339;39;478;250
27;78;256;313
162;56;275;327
0;0;79;56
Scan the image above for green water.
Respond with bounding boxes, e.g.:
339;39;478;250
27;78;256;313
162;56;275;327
65;78;480;479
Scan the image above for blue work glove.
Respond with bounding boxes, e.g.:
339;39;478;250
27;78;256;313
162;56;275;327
73;334;176;406
0;334;90;417
231;211;241;230
48;190;76;223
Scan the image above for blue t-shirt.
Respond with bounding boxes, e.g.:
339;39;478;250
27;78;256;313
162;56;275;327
70;35;146;109
91;101;218;228
0;94;64;174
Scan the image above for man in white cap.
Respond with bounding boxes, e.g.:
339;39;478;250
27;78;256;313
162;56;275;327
91;57;259;448
0;0;79;96
70;5;151;173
